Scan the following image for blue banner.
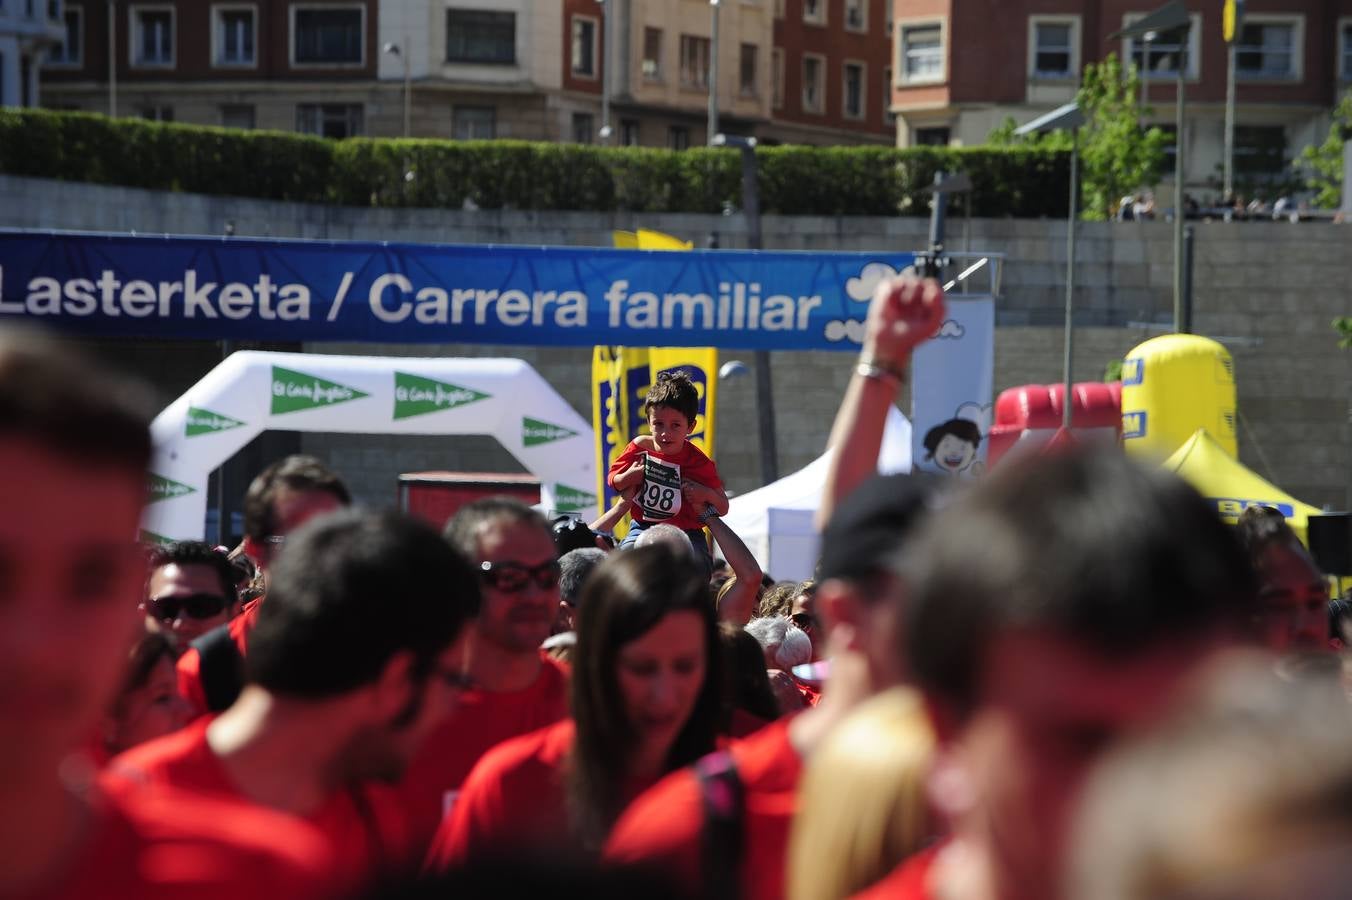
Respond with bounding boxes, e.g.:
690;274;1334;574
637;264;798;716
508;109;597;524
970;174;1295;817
0;231;915;351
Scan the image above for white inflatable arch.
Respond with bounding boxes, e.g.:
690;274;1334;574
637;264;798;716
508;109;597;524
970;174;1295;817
143;351;597;541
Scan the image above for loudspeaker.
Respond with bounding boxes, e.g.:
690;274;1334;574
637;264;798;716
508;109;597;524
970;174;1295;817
1307;513;1352;576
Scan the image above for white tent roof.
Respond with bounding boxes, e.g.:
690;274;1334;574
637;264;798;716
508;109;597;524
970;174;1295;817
722;407;912;581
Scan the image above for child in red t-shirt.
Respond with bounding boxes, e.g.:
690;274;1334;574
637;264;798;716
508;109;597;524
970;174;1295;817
607;371;729;573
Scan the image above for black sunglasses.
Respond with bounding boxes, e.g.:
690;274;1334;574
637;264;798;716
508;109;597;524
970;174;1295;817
147;593;230;622
791;612;819;631
478;560;561;594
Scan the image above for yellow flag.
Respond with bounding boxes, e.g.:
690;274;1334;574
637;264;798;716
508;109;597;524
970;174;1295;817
635;229;694;250
612;230;640;249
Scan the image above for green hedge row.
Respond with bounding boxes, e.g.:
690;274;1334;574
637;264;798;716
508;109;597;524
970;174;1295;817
0;108;1070;217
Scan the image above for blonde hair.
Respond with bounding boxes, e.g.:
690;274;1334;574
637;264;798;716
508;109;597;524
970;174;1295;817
787;688;937;900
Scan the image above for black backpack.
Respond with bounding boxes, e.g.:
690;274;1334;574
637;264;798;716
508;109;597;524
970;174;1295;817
190;624;245;712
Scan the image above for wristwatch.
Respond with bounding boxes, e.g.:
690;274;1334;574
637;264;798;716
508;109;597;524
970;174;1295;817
698;504;721;523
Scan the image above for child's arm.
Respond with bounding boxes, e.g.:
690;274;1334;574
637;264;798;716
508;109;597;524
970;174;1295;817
589;491;636;535
611;460;646;492
681;479;729;516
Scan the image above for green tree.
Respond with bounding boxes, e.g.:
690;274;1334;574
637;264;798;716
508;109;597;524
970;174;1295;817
1299;91;1352;209
1336;317;1352;349
989;54;1168;220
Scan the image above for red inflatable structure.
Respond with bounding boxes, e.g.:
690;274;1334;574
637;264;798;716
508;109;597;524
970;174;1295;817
987;382;1123;468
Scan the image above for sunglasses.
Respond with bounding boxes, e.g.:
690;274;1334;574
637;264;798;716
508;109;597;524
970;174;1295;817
478;560;561;594
791;612;819;631
147;593;230;622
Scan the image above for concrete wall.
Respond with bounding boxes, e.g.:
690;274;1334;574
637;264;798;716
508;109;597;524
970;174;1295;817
2;174;1348;523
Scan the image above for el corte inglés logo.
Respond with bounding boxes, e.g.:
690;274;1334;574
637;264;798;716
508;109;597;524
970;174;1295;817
523;417;578;447
393;372;490;420
271;366;369;415
147;473;196;504
139;529;173;545
553;484;596;512
186;406;246;437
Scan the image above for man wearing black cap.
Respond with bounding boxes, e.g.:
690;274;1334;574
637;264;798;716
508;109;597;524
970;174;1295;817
604;277;947;900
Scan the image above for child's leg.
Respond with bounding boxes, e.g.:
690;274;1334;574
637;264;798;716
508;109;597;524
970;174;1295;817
617;520;648;551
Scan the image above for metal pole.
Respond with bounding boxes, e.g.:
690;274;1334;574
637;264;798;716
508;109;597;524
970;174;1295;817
107;0;117;117
707;0;719;145
1181;224;1194;334
1141;32;1151;113
1063;134;1078;430
599;0;612;143
741;145;777;483
1223;40;1236;201
402;36;411;138
1173;57;1186;332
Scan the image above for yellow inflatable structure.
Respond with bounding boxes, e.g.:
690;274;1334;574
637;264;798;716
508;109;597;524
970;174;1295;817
1163;429;1324;546
1122;334;1237;462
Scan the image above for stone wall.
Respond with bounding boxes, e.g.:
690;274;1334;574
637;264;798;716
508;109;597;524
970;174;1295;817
3;174;1348;515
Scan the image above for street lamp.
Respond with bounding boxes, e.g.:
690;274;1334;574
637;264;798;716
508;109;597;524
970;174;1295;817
713;133;777;483
382;40;411;138
1112;0;1191;333
1016;102;1085;431
708;0;720;145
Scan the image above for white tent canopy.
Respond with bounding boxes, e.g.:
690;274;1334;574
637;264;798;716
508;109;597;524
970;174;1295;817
722;407;912;581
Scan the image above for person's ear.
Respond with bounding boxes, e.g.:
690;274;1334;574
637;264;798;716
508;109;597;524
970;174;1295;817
370;650;419;723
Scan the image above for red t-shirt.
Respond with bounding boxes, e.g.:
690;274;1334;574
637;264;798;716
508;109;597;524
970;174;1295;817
848;844;942;900
396;654;570;852
603;716;803;900
19;785;335;900
607;439;723;532
175;598;263;716
104;717;412;889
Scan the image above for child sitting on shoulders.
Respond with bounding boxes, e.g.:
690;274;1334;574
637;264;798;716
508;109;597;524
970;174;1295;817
607;371;728;574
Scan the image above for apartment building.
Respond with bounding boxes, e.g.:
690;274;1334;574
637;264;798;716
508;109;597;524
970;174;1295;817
1;0;66;107
890;0;1352;195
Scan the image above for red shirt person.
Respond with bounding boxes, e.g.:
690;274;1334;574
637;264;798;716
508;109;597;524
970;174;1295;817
142;541;241;656
176;455;350;714
112;509;483;892
427;545;724;867
605;277;949;900
0;332;335;899
397;499;572;850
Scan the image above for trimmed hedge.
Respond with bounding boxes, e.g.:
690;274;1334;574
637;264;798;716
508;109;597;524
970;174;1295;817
0;108;1070;217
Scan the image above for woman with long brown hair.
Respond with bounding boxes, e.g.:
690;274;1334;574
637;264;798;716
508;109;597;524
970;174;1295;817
426;544;723;865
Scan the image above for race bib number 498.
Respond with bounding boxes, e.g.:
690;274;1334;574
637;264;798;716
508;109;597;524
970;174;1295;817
639;454;682;521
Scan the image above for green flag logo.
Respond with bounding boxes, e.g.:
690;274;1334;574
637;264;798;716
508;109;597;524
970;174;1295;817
271;366;368;415
523;417;579;447
393;372;491;420
139;529;174;545
186;406;246;437
147;473;196;504
553;484;597;513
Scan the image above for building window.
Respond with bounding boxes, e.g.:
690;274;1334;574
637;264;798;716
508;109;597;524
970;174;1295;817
900;23;942;83
297;103;363;138
1123;13;1200;80
771;48;783;109
914;127;949;146
1031;19;1075;79
642;27;662;81
572;111;594;143
843;61;864;119
213;5;256;67
844;0;866;33
131;6;174;67
883;66;894;123
668;125;690;150
1236;20;1299;81
1341;22;1352;81
739;43;757;96
679;35;710;89
802;54;824;113
292;6;363;66
571;16;597;78
446;10;515;64
139;104;173;121
803;0;824;26
452;105;495;140
621;118;640;146
221;104;255;129
1234;125;1287;177
47;4;81;66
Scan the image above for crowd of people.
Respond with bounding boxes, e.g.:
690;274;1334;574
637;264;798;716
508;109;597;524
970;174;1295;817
4;273;1350;900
